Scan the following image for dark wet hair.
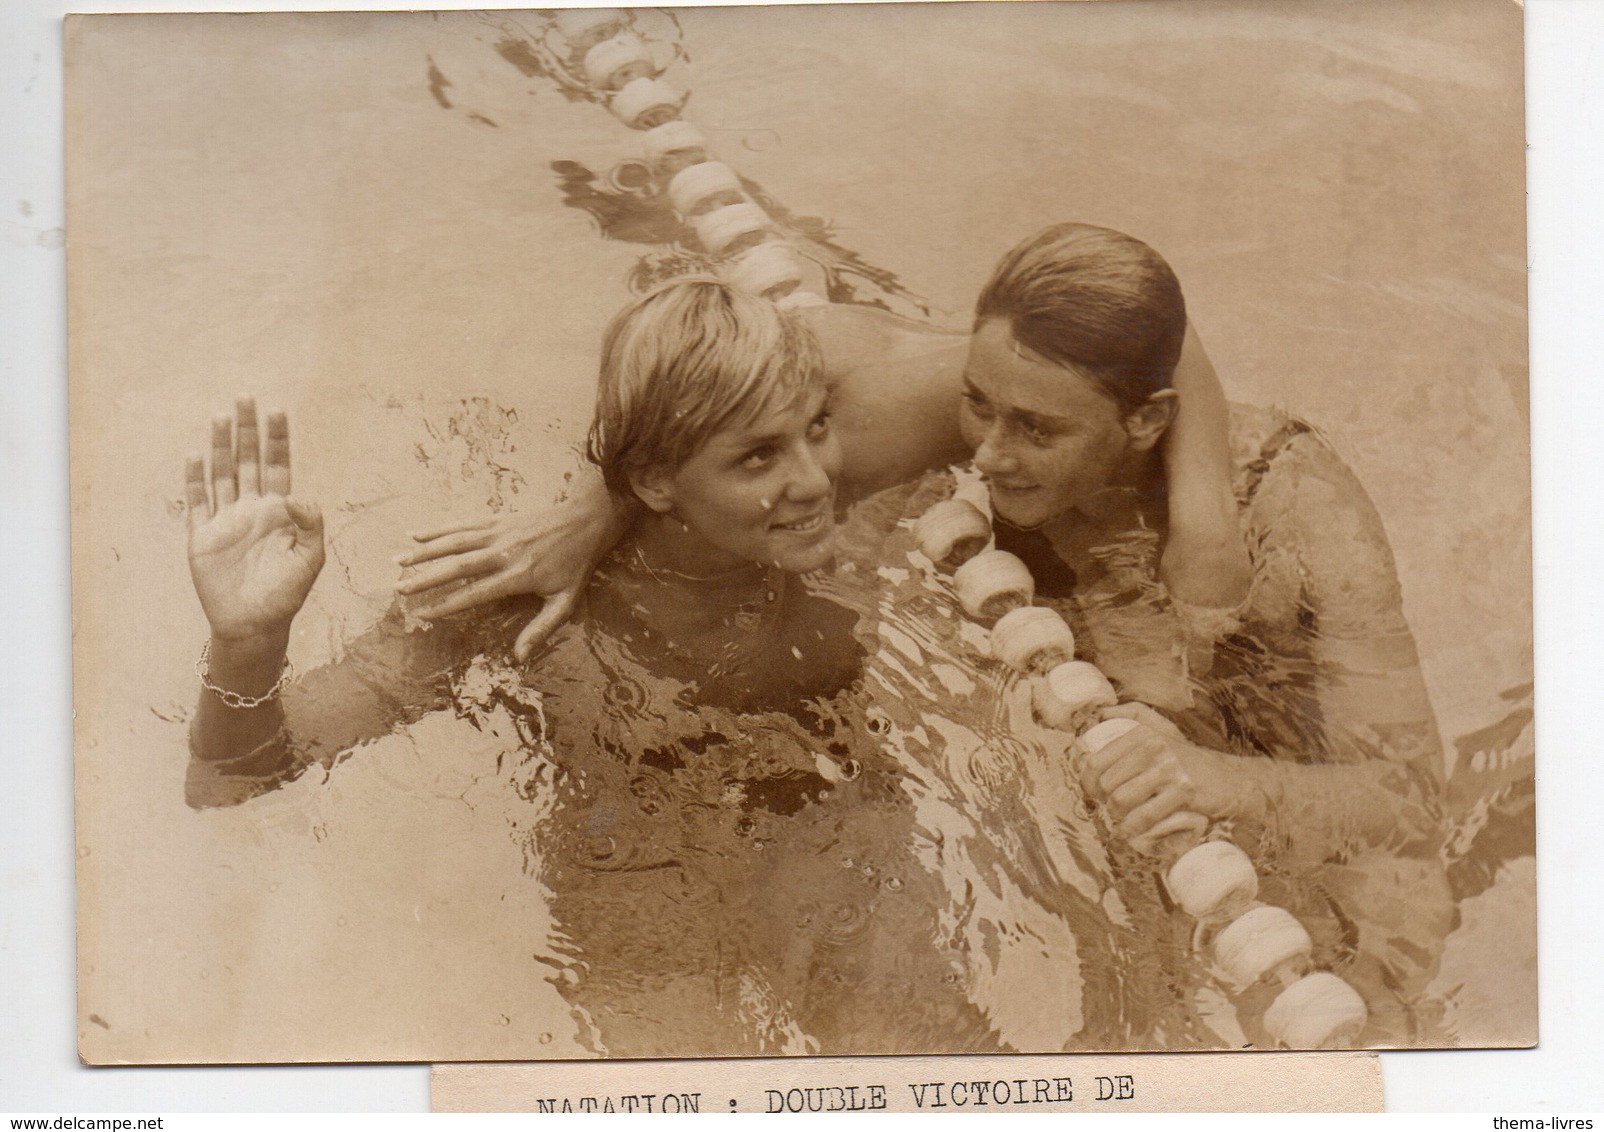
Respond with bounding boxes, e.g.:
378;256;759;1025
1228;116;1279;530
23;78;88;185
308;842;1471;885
974;222;1187;414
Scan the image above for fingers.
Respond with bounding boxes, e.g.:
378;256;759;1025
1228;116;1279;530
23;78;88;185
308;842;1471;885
184;454;210;531
1117;784;1190;843
515;589;580;661
1129;810;1209;857
1096;733;1180;801
202;401;289;505
394;549;500;596
234;396;261;497
284;497;322;532
396;527;496;567
1083;729;1158;796
1078;730;1135;787
407;519;496;544
210;414;238;506
1101;701;1187;742
1107;765;1172;816
284;498;326;569
261;410;291;496
406;575;580;654
405;574;518;620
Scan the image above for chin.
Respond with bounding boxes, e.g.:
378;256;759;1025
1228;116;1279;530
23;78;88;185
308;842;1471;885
774;537;838;575
992;501;1049;530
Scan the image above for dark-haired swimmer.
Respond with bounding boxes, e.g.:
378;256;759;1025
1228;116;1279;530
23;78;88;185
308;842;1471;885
947;223;1451;1043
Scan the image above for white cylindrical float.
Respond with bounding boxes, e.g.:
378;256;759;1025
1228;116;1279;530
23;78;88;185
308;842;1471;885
953;549;1034;621
609;77;683;130
1165;840;1259;921
1263;972;1369;1049
990;606;1076;674
583;32;656;91
1214;905;1314;990
554;8;630;56
605;160;656;195
644;121;709;175
727;242;805;301
913;498;991;568
693;202;775;256
668;161;745;216
1034;663;1120;731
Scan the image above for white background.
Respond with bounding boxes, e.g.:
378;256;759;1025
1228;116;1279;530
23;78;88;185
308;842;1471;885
2;0;1599;1113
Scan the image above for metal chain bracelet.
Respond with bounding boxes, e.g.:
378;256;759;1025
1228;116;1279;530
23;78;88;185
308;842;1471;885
195;640;295;710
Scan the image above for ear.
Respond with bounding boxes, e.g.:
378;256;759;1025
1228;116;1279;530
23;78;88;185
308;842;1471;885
1124;390;1178;453
628;465;678;514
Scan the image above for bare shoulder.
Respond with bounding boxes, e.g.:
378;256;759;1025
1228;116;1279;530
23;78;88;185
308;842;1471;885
801;303;971;501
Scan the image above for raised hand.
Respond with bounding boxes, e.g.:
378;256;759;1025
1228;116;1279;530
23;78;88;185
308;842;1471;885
394;465;629;660
186;397;324;646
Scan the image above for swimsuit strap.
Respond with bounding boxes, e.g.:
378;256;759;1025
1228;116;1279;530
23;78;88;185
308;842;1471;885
1238;416;1314;504
993;521;1079;599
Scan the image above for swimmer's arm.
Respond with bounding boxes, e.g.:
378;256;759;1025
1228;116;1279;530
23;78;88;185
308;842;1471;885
188;629;298;804
1091;439;1444;857
186;604;482;808
1086;717;1441;860
1212;439;1446;858
799;304;970;502
184;399;495;805
397;465;632;660
185;397;326;799
1217;757;1443;864
1159;325;1255;609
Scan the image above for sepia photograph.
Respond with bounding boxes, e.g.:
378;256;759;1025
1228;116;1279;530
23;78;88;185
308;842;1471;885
66;0;1532;1064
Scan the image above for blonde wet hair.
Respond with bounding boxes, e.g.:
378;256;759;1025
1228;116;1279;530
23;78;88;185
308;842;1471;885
587;277;824;495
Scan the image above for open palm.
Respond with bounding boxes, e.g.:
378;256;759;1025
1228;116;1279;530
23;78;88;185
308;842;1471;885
186;398;325;644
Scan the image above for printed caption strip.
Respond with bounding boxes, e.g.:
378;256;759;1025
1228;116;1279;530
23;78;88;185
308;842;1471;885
432;1051;1381;1113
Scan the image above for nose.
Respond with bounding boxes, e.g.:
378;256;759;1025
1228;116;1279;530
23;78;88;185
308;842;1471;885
783;439;834;503
972;423;1018;478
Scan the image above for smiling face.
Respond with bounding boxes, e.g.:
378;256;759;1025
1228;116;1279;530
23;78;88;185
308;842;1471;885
960;320;1156;530
634;381;842;575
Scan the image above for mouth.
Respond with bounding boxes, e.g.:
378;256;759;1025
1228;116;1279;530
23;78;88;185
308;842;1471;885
987;481;1039;496
770;512;829;535
986;482;1045;523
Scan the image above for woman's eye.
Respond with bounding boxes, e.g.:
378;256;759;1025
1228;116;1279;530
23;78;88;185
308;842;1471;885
1022;420;1052;443
740;446;776;470
807;411;832;439
962;391;994;420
